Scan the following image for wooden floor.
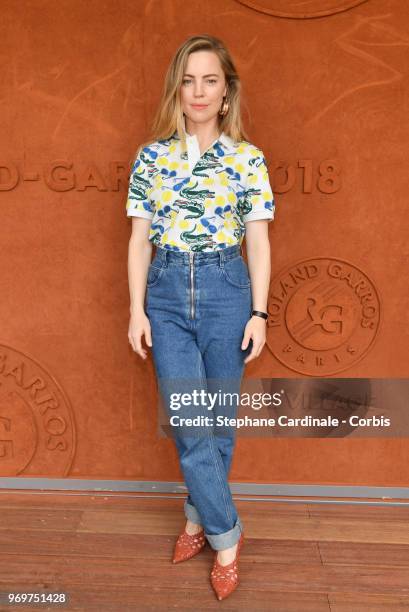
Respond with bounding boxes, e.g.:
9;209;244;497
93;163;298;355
1;491;409;611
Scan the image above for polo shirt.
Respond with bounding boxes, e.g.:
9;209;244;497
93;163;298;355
125;126;275;252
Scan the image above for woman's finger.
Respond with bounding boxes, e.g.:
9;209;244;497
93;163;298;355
241;329;252;350
144;325;153;348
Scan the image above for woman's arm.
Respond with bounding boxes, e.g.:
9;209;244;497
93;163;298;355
245;220;271;313
128;217;153;359
241;220;271;364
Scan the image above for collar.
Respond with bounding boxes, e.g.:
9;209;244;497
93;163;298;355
175;123;236;154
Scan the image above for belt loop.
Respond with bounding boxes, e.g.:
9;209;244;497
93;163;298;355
162;248;168;267
219;247;225;269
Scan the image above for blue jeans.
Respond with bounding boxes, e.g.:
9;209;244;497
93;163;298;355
145;244;252;550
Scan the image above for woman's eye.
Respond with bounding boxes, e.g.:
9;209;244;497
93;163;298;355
182;79;217;85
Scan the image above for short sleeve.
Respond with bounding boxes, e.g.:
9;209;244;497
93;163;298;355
242;149;275;224
125;148;155;219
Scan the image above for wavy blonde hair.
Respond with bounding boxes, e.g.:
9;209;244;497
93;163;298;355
130;34;249;164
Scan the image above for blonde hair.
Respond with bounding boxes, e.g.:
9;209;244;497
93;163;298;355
130;34;249;164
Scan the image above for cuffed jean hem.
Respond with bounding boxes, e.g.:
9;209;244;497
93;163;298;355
184;500;244;550
184;499;202;524
205;516;243;550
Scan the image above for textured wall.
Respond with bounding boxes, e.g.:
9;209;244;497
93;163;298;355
0;0;408;486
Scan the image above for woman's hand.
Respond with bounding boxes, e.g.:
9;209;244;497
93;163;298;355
128;310;152;360
241;316;267;364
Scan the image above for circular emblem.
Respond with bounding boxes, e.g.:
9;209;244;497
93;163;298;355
235;0;370;19
266;258;381;375
0;345;76;476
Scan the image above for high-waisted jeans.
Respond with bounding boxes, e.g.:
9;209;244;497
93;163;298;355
145;243;252;550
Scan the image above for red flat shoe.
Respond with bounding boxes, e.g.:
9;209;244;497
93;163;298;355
210;532;244;600
172;526;206;564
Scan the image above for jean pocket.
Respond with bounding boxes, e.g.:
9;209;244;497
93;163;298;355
221;256;251;289
146;262;166;288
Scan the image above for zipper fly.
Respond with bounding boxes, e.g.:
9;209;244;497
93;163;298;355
189;251;195;319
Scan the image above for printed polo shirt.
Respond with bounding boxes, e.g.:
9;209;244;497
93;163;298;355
125;127;275;252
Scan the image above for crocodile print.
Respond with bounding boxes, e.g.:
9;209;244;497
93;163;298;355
172;527;206;564
210;532;244;601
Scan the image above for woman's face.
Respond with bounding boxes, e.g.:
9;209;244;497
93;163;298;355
180;50;227;126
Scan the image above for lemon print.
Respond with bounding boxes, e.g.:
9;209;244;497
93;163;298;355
179;219;189;229
249;147;260;157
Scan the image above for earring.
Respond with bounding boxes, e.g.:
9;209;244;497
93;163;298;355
218;97;229;116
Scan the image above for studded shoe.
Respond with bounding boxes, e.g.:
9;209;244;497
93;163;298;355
210;532;244;600
172;526;206;563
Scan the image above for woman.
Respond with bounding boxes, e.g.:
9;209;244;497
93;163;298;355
126;34;274;601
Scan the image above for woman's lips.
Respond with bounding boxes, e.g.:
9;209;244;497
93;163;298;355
191;104;208;109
